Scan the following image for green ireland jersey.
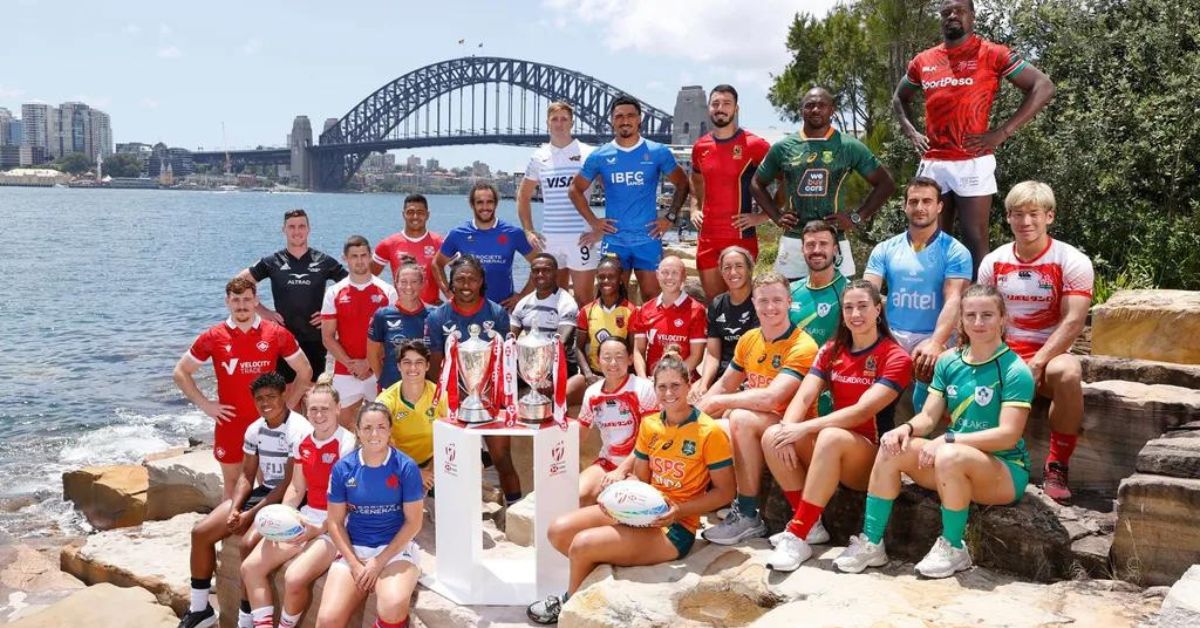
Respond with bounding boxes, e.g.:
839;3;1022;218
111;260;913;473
755;128;881;239
929;344;1034;468
788;272;847;346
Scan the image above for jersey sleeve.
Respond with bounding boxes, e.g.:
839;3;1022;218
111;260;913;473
630;305;647;338
865;241;888;279
636;379;660;414
579;150;602;182
689;141;703;174
320;284;338;319
368;310;386;343
187;329;213;363
706;300;721;339
904;56;922;88
425;310;447;354
876;342;914;392
513;227;534;256
1001;356;1036;408
688;303;707;342
992;42;1027;79
558;294;579;327
633;419;653;460
748;135;771;164
383;282;399;304
848;138;881;178
1062;247;1095;298
439;230;461;258
976;251;998;287
275;326;302;360
945;239;974;280
928;352;953;396
242;421;260;456
655;144;678;176
781;333;819;379
523;154;541;182
327;460;348;504
702;422;733;470
490;304;512;337
729;334;750;372
575;305;589;332
399;457;425;503
577;388;596;428
327;259;349;283
755;143;782;183
509;300;527;332
433;388;448;419
373;238;391;267
809;342;834;381
249;256;272;282
339;433;358;457
376;382;400;417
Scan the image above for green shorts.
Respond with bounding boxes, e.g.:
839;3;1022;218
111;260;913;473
1002;458;1030;505
665;523;695;559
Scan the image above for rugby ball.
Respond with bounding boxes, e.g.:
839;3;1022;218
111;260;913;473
597;480;670;527
254;504;305;542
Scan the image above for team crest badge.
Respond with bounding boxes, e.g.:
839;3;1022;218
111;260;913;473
771;355;782;369
424;246;435;257
682;440;696;456
822;150;834;164
817;302;832;317
975;386;995;406
864;355;877;377
615;315;625;328
256;340;270;352
732;145;744;160
806;152;818;163
498;234;509;245
674;318;684;327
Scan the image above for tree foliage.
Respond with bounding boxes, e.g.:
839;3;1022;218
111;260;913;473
102;153;144;178
55;152;93;175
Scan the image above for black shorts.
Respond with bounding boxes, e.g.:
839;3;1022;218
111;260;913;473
240;485;273;512
278;338;327;383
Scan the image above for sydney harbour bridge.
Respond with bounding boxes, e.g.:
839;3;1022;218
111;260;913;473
192;57;708;191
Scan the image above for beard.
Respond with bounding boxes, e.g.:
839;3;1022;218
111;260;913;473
710;115;732;128
943;23;966;40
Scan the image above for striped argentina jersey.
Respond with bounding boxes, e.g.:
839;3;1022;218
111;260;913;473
524;139;593;234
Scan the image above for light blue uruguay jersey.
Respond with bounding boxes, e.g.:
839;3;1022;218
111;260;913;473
579;138;678;244
525;139;593;235
865;230;972;335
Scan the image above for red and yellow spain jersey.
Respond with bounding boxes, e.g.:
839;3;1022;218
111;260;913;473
634;408;732;532
730;324;819;411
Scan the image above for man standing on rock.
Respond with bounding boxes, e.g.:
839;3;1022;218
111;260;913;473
173;277;311;498
977;181;1092;503
371;193;444;306
895;0;1055;276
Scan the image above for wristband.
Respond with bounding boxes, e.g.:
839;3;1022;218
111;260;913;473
903;423;915;437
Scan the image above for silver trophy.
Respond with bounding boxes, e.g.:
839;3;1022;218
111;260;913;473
456;324;496;424
516;330;557;423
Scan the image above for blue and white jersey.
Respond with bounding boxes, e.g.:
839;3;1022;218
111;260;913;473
327;447;424;547
425;299;511;355
579;138;678;244
368;304;432;389
242;411;312;490
865;230;973;335
525;139;592;235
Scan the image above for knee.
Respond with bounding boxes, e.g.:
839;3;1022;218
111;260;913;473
282;569;308;596
315;615;340;628
377;596;413;623
730;411;765;440
760;424;783;450
239;556;260;581
547;516;572;548
566;529;602;558
935;444;970;472
1048;355;1082;389
814;427;853;452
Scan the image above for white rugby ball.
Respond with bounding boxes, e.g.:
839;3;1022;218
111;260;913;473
254;504;305;542
598;480;670;527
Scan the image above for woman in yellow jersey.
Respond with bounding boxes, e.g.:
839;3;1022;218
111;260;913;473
574;256;635;384
375;339;446;491
528;348;735;624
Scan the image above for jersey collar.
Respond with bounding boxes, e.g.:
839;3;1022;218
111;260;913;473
766;322;799;343
601;373;632;394
656;292;688;308
225;315;262;330
1013;237;1055;264
711;128;744;144
661;407;700;427
807;271;845;291
309;427;345;449
396;301;426;316
906;228;942;251
358;447;393;467
450;299;485;317
613;138;646;153
399;230;430;242
961;343;1011;366
799;127;836;141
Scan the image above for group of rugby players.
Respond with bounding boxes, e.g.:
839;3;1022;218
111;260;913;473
170;2;1091;626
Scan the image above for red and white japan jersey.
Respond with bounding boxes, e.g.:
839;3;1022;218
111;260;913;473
978;239;1093;361
292;426;357;511
578;375;659;465
321;277;398;375
373;231;444;305
186;316;301;422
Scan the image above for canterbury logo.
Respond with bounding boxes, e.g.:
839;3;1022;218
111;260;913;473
221;359;239;375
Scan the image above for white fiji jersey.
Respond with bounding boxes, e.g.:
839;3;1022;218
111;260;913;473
242;411;313;489
524;139;593;234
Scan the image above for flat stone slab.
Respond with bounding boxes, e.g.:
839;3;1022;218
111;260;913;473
6;583;179;628
0;542;85;623
1091;289;1200;364
1081;354;1200;389
1137;434;1200;478
144;449;223;520
1113;474;1200;586
62;464;148;530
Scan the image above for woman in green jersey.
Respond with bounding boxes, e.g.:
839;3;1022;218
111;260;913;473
833;284;1035;579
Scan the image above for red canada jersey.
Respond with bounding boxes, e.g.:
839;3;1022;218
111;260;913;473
373;231;444;305
187;317;301;423
810;337;912;442
905;35;1027;161
293;426;357;511
321;277;398;375
632;294;707;374
691;129;771;239
977;239;1094;361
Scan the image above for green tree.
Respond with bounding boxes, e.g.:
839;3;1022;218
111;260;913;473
103;153;144;178
55;152;93;175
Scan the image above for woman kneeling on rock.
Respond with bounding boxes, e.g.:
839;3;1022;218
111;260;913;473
834;285;1035;579
527;348;735;625
761;279;912;571
317;402;425;628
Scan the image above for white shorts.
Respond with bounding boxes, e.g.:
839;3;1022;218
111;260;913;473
299;505;327;526
332;373;378;407
332;541;421;570
774;235;856;281
891;329;933;356
916;155;998;198
542;232;601;271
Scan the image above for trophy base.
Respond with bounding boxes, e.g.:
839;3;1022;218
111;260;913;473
517;398;552;425
458;399;494;425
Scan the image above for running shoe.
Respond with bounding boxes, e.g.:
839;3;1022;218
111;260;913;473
1043;462;1072;504
769;519;829;547
701;508;766;545
833;534;888;573
915;537;972;578
177;605;217;628
765;531;811;572
527;594;565;625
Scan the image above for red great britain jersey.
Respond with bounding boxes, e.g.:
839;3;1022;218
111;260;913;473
810;337;912;443
293;426;357;511
690;129;771;239
187;317;301;423
578;375;659;466
321;277;398;375
905;35;1027;161
978;239;1094;362
372;231;444;305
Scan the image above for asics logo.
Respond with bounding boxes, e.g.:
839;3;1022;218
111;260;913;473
922;76;975;89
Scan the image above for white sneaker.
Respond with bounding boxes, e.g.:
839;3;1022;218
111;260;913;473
833;533;888;573
765;531;811;572
770;519;829;547
915;537;973;579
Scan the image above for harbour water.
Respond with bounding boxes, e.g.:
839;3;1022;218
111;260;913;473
0;186;539;540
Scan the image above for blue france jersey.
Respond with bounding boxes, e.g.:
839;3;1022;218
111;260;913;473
368;304;432;389
439;220;533;303
865;231;972;335
579;139;678;244
425;300;511;355
327;448;424;547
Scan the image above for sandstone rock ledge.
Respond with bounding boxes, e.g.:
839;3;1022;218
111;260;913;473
6;582;179;628
561;543;1162;628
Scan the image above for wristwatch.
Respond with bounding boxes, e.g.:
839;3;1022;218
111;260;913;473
665;211;679;223
849;211;863;225
944;431;956;444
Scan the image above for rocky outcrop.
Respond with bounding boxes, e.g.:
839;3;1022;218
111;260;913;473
559;543;1160;627
0;543;85;623
1137;432;1200;478
59;512;202;615
144;449;223;520
61;464;148;530
1156;564;1200;628
1091;290;1200;364
504;491;536;547
6;583;179;628
1112;475;1200;586
1081;355;1200;389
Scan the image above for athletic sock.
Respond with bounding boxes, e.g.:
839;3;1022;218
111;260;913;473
1048;432;1078;466
278;610;302;628
863;494;894;545
735;493;760;519
251;607;273;628
785;500;824;539
189;578;211;613
940;506;970;549
505;491;523;505
373;617;408;628
782;490;803;514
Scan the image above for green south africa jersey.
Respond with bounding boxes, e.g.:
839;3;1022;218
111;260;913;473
929;344;1034;468
788;272;848;346
755;128;881;239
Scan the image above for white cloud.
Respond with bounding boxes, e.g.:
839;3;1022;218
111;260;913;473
0;84;26;99
157;46;181;59
241;38;262;55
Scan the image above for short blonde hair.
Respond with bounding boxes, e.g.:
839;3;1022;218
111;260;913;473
546;101;574;118
752;271;790;292
1005;180;1056;213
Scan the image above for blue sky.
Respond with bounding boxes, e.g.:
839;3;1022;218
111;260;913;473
0;0;836;171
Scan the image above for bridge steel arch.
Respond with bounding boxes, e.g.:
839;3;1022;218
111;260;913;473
312;57;674;191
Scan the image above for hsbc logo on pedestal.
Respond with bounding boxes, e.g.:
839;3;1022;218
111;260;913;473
442;443;459;477
548;440;567;477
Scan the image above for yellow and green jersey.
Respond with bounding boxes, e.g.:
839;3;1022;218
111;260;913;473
929;344;1034;468
376;380;446;465
634;409;732;532
789;272;847;347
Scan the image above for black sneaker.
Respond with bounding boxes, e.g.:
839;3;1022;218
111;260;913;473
177;605;216;628
526;594;565;624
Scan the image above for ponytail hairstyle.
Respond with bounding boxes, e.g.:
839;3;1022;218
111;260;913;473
829;279;894;362
653;343;691;382
306;379;340;406
955;284;1008;350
